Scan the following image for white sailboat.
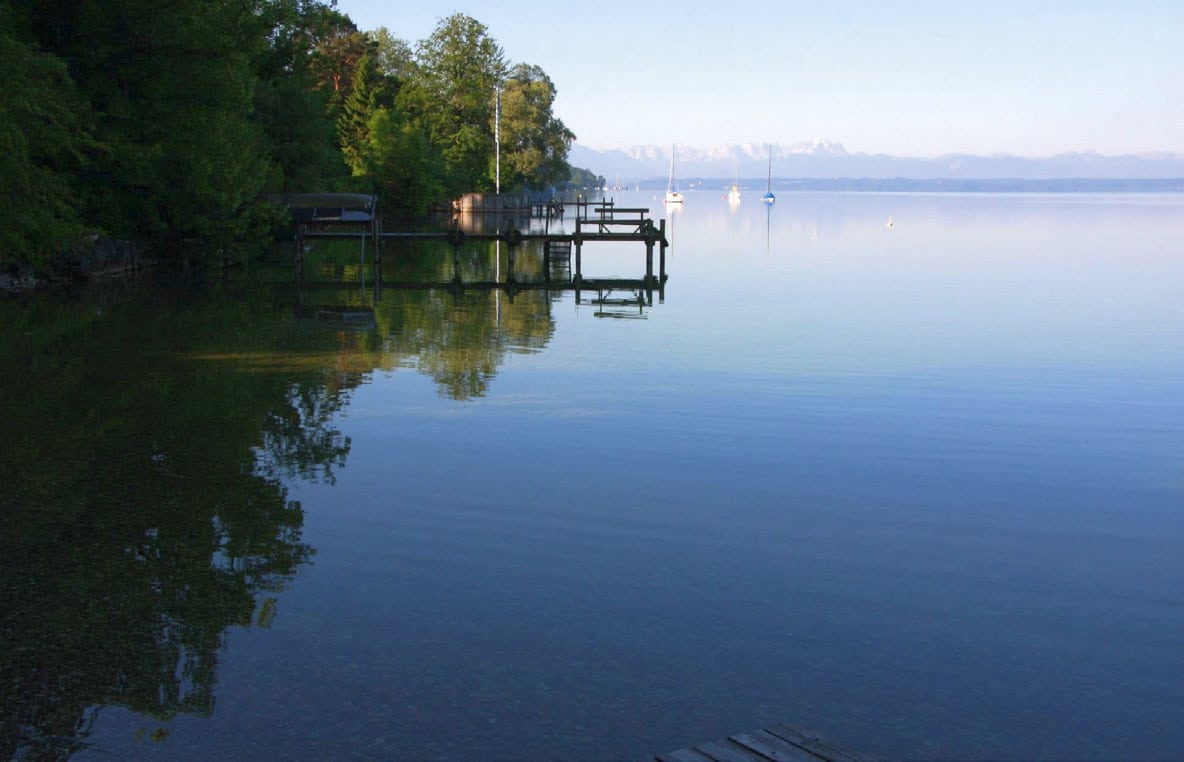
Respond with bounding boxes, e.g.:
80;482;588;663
727;151;740;204
762;143;776;205
665;145;684;205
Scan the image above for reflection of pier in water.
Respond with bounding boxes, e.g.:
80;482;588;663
293;303;378;331
293;199;670;314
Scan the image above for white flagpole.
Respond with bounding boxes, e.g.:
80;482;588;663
495;87;501;195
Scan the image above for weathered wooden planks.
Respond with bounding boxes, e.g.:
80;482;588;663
764;722;876;762
655;747;719;762
729;730;823;762
653;720;875;762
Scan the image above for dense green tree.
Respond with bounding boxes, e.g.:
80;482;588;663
14;0;274;256
364;105;444;215
0;1;583;270
250;0;350;192
403;14;507;195
0;4;87;264
253;66;347;193
338;52;381;176
304;7;371;112
566;165;606;191
498;63;575;191
367;26;415;91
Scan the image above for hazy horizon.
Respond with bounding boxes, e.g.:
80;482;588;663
338;1;1182;158
572;139;1182;160
568;142;1184;184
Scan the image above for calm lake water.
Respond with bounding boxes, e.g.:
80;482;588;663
3;191;1182;761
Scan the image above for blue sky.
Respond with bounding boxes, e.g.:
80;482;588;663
338;1;1182;157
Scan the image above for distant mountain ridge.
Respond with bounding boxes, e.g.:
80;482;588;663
570;141;1184;182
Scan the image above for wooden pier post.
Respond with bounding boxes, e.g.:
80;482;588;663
659;218;667;281
295;236;306;302
373;214;381;268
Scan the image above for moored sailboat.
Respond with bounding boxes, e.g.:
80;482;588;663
665;145;684;204
762;143;776;204
727;151;741;204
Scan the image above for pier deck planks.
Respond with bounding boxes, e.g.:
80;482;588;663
653;721;875;762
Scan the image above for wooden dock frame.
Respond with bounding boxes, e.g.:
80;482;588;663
276;193;381;276
568;201;668;304
372;204;668;301
283;198;669;308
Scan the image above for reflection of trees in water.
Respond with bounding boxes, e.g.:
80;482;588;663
411;289;504;400
0;255;559;756
0;249;561;754
391;287;555;400
258;381;351;484
375;241;557;400
0;286;337;760
299;238;557;400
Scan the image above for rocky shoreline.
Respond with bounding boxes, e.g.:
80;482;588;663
2;236;145;294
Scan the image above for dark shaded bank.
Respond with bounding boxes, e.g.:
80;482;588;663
2;237;143;294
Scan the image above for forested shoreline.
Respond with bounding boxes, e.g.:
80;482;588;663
1;0;600;273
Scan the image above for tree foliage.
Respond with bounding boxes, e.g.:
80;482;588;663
12;0;273;253
566;165;607;191
0;3;576;269
250;0;351;193
498;64;576;191
0;4;87;263
303;7;371;111
367;26;415;86
337;53;380;176
364;106;444;215
402;14;508;195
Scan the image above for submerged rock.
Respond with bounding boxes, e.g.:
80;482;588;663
1;263;40;293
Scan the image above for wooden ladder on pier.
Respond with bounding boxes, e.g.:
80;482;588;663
545;238;572;279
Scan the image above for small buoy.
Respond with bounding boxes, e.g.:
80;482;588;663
886;216;894;229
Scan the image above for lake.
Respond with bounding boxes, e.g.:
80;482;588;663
2;190;1182;761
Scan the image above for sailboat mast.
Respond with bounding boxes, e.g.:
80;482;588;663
665;144;684;204
762;143;776;204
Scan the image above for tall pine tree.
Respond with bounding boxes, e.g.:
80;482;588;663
337;53;379;177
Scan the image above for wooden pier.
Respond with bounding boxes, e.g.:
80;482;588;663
284;197;670;303
653;721;876;762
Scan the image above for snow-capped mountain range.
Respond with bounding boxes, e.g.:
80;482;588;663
570;140;1184;182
